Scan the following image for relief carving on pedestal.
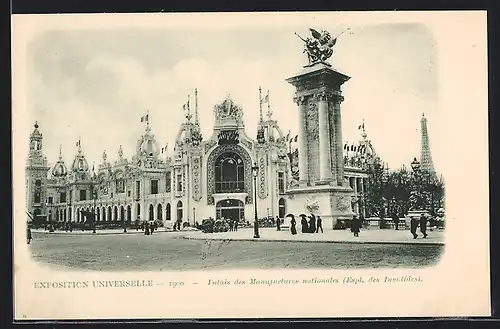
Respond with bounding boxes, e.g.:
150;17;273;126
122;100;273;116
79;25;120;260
336;195;351;213
306;101;319;140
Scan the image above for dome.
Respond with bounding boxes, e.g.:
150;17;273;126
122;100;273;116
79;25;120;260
72;144;89;172
52;161;68;177
52;146;68;177
140;138;158;155
72;156;89;172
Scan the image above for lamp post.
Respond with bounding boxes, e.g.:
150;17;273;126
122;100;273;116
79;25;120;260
92;188;97;233
252;162;260;239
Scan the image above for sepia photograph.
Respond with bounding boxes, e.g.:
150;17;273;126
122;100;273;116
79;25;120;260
12;11;489;320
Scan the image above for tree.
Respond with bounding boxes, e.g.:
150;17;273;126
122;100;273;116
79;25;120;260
364;156;386;218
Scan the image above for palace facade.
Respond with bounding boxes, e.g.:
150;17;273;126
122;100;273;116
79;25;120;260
25;93;377;226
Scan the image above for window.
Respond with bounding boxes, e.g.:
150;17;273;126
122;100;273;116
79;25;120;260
214;152;245;193
59;192;66;203
278;172;285;194
136;181;140;199
127;190;131;197
48;196;54;204
150;179;159;195
35;179;41;187
165;172;171;192
278;198;286;218
34;192;41;204
177;174;183;192
79;190;87;201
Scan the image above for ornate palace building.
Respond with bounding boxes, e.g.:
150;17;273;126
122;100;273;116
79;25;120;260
25;90;377;226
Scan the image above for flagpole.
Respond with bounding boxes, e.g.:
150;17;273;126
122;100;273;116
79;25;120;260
258;86;263;123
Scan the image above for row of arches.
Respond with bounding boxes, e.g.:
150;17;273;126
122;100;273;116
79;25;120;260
42;198;286;223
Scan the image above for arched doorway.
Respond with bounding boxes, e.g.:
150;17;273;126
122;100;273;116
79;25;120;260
157;204;163;220
113;206;118;221
96;208;100;222
127;205;131;222
64;208;67;222
120;206;125;221
215;152;245;193
216;199;244;220
136;203;141;221
149;204;154;222
176;201;183;221
166;203;171;221
278;198;286;218
107;206;112;222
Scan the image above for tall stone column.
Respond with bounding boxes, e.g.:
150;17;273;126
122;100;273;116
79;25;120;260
317;91;332;183
333;95;345;185
295;96;309;185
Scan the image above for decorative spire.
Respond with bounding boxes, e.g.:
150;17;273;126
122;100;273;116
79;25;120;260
34;121;39;129
266;89;273;119
118;145;123;159
184;94;192;121
361;119;367;139
194;88;199;124
77;136;82;153
58;144;63;160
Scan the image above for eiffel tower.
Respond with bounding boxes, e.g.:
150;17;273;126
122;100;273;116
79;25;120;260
420;113;436;176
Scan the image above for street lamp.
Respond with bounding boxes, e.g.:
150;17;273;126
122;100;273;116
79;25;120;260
410;157;420;172
252;162;260;239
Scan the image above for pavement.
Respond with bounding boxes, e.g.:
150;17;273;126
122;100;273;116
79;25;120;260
182;227;445;245
31;227;444;245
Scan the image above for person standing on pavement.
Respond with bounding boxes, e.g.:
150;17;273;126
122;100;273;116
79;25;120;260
276;216;281;231
351;215;361;237
316;216;323;233
392;212;400;230
308;214;316;233
289;215;297;235
27;225;32;244
410;216;418;239
419;213;428;238
300;214;308;233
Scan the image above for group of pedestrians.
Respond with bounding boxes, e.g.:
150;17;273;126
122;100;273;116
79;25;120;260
288;214;323;235
142;221;158;235
410;213;429;239
225;218;239;232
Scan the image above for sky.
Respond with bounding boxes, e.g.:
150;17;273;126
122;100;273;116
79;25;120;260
25;19;443;173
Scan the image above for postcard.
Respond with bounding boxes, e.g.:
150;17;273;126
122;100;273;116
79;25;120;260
12;11;490;320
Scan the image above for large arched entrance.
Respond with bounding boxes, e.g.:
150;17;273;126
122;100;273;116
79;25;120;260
127;205;131;222
215;152;245;193
166;203;171;221
216;199;244;221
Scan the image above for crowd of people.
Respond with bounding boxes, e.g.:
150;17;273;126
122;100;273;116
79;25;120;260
287;213;324;235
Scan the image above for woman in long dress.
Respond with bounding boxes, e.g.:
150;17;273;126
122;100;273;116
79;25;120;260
300;214;308;233
290;215;297;235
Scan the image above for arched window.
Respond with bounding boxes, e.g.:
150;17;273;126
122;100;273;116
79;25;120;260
120;206;125;221
107;206;112;222
177;201;183;221
157;204;163;220
278;198;286;218
96;208;100;222
166;203;171;220
127;205;131;222
149;204;154;221
102;207;106;221
34;192;41;204
136;203;141;220
114;206;118;221
64;208;67;222
215;152;245;193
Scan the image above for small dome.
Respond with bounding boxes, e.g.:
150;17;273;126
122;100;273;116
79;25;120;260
52;161;68;177
140;138;158;155
72;156;89;172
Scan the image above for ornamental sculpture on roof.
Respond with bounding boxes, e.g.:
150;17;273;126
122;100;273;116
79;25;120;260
295;28;350;65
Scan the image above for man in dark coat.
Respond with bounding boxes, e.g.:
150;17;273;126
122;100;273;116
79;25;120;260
392;212;400;230
419;214;428;238
290;216;297;235
308;214;316;233
26;225;32;244
351;215;361;237
300;214;308;233
316;216;323;233
410;217;418;239
276;216;281;231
